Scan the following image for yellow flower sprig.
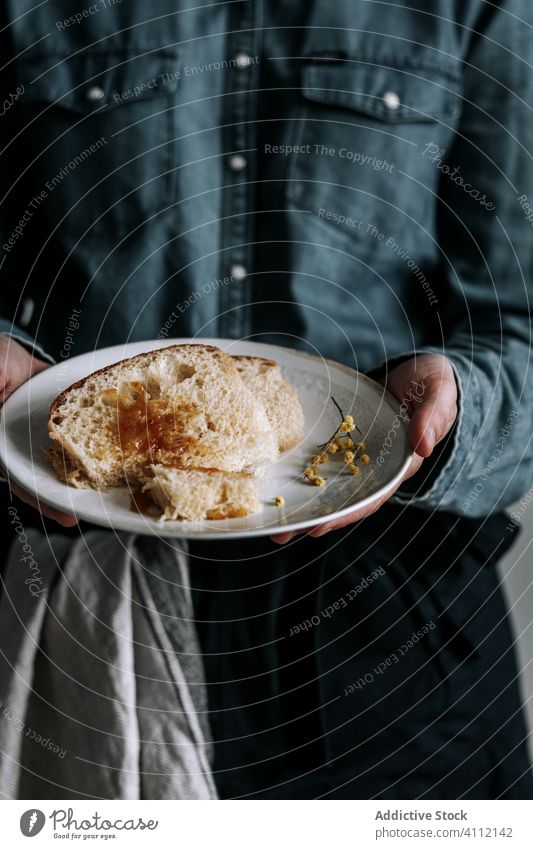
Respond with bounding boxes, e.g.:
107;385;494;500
304;397;368;485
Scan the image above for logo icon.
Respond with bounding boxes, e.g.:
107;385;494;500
20;810;46;837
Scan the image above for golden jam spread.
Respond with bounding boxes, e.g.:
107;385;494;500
115;382;197;458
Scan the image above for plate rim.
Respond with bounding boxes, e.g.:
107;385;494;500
0;338;413;539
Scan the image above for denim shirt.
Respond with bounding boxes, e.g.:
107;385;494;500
1;1;532;517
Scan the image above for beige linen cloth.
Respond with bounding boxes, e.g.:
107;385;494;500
0;529;217;799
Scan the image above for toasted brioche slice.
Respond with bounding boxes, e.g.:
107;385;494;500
143;465;261;521
47;344;277;490
233;355;304;451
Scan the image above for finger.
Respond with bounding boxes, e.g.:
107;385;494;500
408;374;457;458
0;340;49;403
309;499;385;537
308;493;389;537
271;532;297;544
273;409;426;542
10;480;78;527
307;452;422;537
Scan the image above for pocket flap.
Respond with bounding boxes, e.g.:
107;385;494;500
302;59;461;123
18;50;180;113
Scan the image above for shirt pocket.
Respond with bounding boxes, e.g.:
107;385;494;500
16;50;180;245
286;57;462;250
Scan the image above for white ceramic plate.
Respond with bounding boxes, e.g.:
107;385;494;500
0;339;412;539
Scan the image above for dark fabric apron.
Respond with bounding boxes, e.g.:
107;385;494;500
190;503;532;799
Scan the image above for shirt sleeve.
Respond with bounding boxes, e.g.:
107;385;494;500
0;23;54;366
0;327;55;364
389;0;533;517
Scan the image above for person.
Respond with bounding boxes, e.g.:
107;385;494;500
1;0;532;798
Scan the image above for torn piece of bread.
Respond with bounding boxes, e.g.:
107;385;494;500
143;465;261;521
233;355;305;450
47;344;305;522
47;344;278;490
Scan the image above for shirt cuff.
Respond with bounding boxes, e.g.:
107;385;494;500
0;329;55;365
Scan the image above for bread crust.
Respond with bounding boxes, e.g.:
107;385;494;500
49;344;225;420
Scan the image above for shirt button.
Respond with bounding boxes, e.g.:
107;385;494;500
228;153;247;172
19;298;34;327
382;90;400;111
233;52;254;70
230;264;247;281
86;85;105;103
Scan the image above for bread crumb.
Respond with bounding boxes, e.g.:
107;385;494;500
274;495;285;506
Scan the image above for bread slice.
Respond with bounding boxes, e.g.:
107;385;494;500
233;355;304;450
139;355;304;521
47;344;278;490
143;465;261;521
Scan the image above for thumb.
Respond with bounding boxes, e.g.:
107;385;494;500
408;367;458;458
